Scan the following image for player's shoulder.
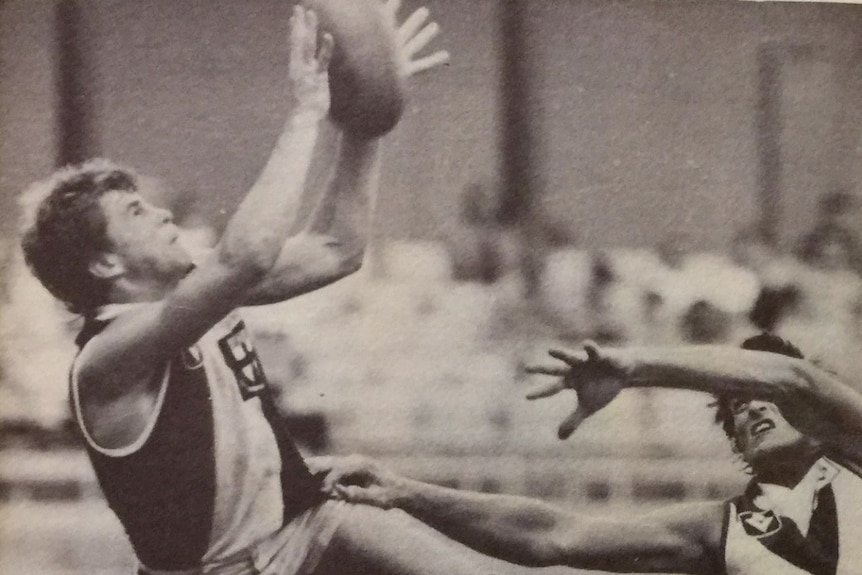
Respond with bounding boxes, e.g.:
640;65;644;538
642;500;727;552
73;303;177;448
644;499;727;524
74;302;171;393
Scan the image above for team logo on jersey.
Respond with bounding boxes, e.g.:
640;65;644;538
739;510;782;538
217;320;267;400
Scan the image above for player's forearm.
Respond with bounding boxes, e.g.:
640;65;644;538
217;111;321;276
626;346;848;398
391;477;566;567
625;346;862;437
242;134;379;304
623;346;798;395
388;478;684;571
305;133;381;266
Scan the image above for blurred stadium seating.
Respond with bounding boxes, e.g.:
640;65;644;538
2;238;860;574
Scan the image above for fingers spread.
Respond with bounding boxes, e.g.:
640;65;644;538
404;50;450;77
289;6;305;55
403;21;439;58
397;7;430;45
303;8;319;61
549;348;586;365
583;340;600;361
317;32;334;71
526;379;566;400
525;365;569;377
558;406;589;440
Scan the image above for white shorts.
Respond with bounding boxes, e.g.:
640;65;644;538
138;500;346;575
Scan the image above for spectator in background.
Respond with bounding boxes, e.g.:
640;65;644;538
446;181;577;288
796;188;861;275
585;253;625;343
731;226;802;333
446;181;515;284
730;225;778;275
731;205;862;374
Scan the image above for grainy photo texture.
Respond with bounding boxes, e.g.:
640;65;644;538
0;1;861;574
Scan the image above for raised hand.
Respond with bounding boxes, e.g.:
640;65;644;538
382;0;450;78
288;6;334;119
526;342;630;440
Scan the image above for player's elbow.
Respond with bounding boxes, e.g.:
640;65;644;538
217;234;281;280
499;507;573;567
514;537;568;567
533;524;584;567
309;242;364;288
335;241;366;277
543;518;613;570
493;530;570;567
341;248;365;275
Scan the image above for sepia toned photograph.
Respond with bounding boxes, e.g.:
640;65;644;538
1;0;861;574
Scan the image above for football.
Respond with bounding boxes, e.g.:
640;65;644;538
305;0;406;137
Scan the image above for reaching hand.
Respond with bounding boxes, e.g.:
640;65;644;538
526;342;630;440
382;0;450;78
288;6;334;120
307;454;403;509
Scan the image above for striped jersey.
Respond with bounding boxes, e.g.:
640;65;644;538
723;459;862;575
70;305;325;571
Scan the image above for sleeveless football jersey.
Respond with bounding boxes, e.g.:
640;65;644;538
723;459;862;575
70;305;325;571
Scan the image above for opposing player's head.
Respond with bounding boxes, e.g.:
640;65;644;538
21;159;192;315
713;334;821;473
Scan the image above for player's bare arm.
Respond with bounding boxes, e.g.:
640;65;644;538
244;1;449;305
309;455;724;573
75;6;331;445
527;342;862;468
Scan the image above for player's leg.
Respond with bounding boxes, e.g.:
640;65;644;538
312;502;531;575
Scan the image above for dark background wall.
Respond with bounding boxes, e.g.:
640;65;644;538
1;0;860;252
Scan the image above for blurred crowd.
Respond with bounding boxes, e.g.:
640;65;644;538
2;186;858;575
449;184;862;377
0;185;860;458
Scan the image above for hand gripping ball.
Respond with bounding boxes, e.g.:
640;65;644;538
305;0;406;137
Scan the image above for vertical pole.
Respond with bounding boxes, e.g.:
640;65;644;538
55;0;98;166
755;45;782;245
499;0;543;295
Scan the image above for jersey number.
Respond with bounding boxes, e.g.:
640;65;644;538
217;320;267;400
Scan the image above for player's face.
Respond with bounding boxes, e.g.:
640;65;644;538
98;190;193;288
729;398;810;465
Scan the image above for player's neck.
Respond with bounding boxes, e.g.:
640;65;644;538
751;447;823;488
107;276;173;305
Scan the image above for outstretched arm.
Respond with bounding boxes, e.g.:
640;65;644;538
308;455;723;573
627;346;862;469
528;343;862;470
244;1;449;305
80;7;332;379
73;8;332;448
241;134;380;305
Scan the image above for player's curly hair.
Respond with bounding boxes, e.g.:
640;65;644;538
20;159;139;315
712;333;804;440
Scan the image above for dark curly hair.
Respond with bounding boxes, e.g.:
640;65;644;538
20;160;138;315
713;333;804;440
